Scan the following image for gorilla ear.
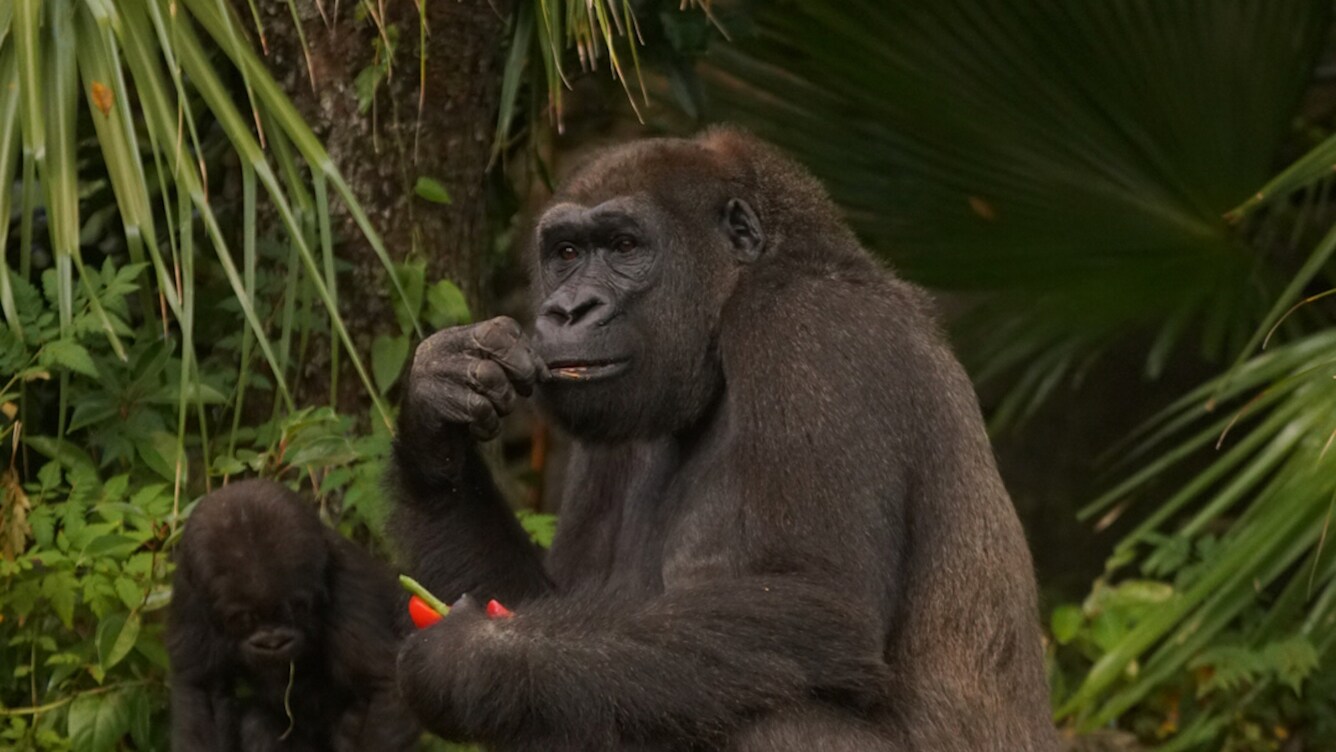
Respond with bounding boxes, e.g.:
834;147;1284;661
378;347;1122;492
723;198;765;263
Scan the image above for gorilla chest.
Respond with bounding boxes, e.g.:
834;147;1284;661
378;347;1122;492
581;438;741;596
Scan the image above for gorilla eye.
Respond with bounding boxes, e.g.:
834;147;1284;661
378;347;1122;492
555;243;579;261
612;236;638;254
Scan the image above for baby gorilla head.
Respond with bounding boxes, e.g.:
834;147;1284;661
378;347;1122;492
171;480;419;751
177;480;330;673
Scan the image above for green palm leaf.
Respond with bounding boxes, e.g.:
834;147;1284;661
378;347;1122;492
0;0;415;449
695;0;1329;423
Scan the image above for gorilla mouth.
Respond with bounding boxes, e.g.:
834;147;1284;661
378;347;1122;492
545;358;630;382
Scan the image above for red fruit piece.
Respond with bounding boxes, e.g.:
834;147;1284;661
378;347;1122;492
485;599;514;619
409;595;443;629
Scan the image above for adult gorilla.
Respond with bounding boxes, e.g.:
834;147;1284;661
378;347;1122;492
390;128;1058;751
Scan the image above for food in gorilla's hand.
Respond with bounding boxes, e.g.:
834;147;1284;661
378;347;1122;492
401;575;449;629
485;600;515;619
408;596;445;629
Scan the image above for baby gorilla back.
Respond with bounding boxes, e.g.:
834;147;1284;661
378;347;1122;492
168;479;418;751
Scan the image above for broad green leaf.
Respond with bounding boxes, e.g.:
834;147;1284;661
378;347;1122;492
413;176;452;204
114;577;142;611
135;430;183;483
371;334;410;394
425;279;472;329
68;690;131;752
95;611;140;671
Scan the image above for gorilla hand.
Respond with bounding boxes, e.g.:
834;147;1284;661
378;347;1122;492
402;317;546;443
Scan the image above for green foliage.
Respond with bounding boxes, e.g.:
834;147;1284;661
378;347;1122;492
413;177;453;205
695;0;1331;428
0;1;553;749
516;510;558;549
0;0;420;437
0;254;408;748
492;0;720;157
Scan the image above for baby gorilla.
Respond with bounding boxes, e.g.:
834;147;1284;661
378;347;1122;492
168;479;419;751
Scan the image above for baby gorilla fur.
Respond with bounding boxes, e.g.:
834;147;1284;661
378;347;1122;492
168;479;419;751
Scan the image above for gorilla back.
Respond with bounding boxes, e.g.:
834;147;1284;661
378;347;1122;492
391;128;1058;751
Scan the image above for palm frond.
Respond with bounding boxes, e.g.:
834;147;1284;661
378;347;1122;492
692;0;1330;424
0;0;415;453
1058;326;1336;732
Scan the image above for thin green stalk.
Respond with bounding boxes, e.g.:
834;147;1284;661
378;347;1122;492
226;164;259;473
0;46;22;335
314;175;339;407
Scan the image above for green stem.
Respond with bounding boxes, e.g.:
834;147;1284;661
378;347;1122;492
398;574;450;615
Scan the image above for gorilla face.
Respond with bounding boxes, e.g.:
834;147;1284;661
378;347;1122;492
215;575;322;672
183;483;331;674
531;190;761;441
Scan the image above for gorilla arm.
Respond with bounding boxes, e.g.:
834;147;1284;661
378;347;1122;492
395;571;890;748
389;318;553;606
167;564;241;752
388;441;551;606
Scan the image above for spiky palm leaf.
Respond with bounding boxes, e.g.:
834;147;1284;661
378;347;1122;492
0;0;417;481
692;0;1330;425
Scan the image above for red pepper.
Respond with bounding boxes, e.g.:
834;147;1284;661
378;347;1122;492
486;599;515;619
408;595;443;629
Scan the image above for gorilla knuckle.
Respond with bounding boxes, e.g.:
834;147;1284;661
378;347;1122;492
468;359;508;391
464;391;494;420
473;316;524;355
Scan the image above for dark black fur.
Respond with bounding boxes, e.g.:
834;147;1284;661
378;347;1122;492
168;479;419;751
390;129;1059;751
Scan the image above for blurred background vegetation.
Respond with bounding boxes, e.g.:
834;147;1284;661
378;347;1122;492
3;0;1336;749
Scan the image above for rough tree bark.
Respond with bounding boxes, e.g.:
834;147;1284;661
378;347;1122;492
247;0;514;408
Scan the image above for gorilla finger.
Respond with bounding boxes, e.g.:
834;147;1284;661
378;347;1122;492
414;324;479;363
467;360;518;416
469;316;524;357
469;318;542;388
468;409;502;441
463;392;502;440
450;593;479;612
492;339;544;396
413;380;484;426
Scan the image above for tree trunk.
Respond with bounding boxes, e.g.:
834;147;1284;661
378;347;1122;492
248;0;514;408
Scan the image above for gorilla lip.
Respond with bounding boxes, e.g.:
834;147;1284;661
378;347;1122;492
544;358;629;382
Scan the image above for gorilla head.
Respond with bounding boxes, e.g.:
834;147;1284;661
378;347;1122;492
530;132;774;441
178;480;328;673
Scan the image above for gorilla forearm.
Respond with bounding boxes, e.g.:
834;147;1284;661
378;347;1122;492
397;577;889;747
170;682;237;751
388;439;551;604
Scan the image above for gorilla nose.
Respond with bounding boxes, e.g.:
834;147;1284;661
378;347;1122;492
540;291;611;328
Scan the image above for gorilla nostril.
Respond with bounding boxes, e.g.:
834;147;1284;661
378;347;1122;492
544;295;607;327
567;298;603;325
